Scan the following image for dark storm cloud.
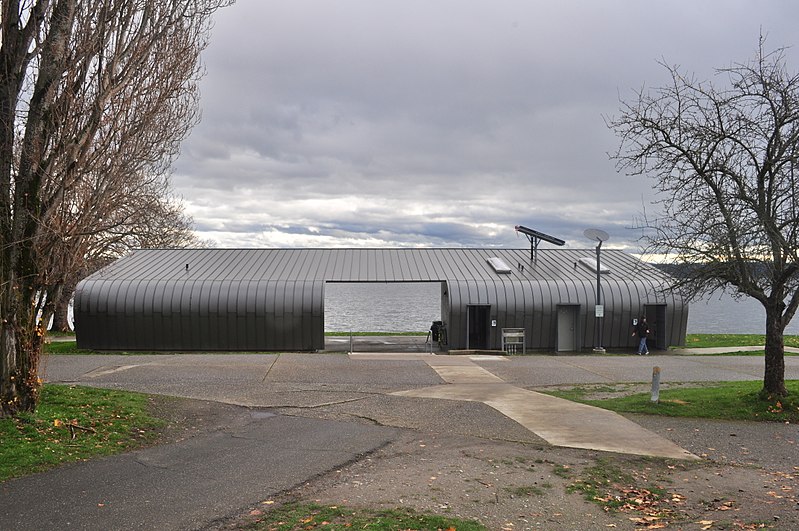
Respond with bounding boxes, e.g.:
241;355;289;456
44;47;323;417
173;0;799;253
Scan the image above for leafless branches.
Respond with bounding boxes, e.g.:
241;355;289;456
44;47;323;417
608;38;799;395
1;0;231;415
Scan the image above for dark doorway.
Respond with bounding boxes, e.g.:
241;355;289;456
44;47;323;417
644;304;667;350
467;304;490;350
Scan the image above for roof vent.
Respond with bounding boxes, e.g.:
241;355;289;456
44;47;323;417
577;257;610;274
487;256;512;274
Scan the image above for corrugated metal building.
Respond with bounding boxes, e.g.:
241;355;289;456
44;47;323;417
74;248;687;352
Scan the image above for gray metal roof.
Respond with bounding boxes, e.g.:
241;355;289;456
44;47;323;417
75;247;685;351
87;247;666;283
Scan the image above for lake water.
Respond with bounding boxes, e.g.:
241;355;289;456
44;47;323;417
324;282;799;335
686;291;799;334
325;282;441;333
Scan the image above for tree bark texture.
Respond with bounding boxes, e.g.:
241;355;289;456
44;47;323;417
764;305;788;396
49;290;73;333
0;0;231;416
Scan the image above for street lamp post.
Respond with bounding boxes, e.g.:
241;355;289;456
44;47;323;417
584;229;609;353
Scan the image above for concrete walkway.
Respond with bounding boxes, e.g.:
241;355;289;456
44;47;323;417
352;353;698;460
42;347;798;463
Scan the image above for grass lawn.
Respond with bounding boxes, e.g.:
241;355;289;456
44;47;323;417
545;380;799;423
0;384;164;481
47;330;76;338
684;333;799;348
242;503;486;531
43;341;94;355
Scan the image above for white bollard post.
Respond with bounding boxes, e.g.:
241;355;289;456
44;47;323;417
651;366;661;403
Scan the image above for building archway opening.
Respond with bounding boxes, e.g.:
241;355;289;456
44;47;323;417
324;281;443;352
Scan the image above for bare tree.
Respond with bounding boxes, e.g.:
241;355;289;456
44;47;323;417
1;0;231;416
47;189;201;333
608;39;799;397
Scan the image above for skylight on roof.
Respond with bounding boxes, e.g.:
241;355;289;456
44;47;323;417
487;256;512;274
577;257;610;274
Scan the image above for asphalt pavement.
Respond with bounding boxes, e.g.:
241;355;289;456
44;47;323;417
0;408;397;530
36;348;799;458
4;342;798;530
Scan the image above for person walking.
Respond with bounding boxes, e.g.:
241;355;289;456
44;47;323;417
633;316;650;355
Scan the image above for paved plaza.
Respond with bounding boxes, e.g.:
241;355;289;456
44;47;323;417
2;347;794;530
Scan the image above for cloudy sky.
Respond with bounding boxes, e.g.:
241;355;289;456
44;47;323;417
172;0;798;255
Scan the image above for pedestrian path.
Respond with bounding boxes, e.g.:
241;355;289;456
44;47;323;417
386;355;698;460
0;413;397;531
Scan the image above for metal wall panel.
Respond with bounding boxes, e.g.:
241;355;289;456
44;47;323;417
75;248;688;351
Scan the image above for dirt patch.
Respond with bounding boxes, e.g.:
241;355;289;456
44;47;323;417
149;398;799;530
220;421;798;530
539;382;710;401
256;433;628;530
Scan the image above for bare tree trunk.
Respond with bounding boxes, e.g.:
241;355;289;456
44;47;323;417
50;296;71;333
49;282;75;333
1;0;73;416
1;285;43;415
764;305;788;397
1;0;230;416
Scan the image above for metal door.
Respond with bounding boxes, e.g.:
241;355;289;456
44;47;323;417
557;305;579;352
467;305;490;350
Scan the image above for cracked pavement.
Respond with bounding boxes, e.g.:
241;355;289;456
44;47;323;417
0;409;398;531
5;349;797;530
